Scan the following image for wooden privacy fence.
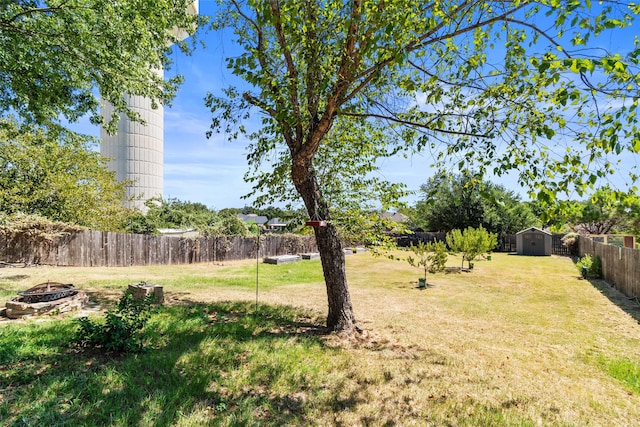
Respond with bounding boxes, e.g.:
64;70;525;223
0;230;318;267
397;232;571;255
396;232;446;247
579;236;640;300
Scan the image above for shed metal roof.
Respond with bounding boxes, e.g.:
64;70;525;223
516;227;552;235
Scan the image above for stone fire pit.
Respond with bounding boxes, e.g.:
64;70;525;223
5;281;88;319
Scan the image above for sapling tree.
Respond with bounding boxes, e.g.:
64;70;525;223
446;226;497;269
406;240;448;287
208;1;640;333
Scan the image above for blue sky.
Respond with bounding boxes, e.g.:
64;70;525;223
68;0;433;210
161;0;434;209
75;1;637;210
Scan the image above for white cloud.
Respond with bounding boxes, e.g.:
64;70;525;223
164;109;212;136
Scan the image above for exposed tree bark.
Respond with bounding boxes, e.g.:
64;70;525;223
291;155;356;332
314;222;355;331
245;76;358;332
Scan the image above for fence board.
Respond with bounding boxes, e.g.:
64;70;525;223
91;231;101;267
632;249;640;298
579;235;640;301
0;230;318;268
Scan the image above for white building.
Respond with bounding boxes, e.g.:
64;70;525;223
100;1;199;213
100;94;164;212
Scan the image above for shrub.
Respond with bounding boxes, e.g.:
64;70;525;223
589;255;603;279
74;291;155;353
576;254;602;279
562;232;580;256
576;254;592;276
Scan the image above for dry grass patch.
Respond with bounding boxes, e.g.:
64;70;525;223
2;252;640;425
338;252;640;425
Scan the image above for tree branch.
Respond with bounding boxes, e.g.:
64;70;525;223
269;0;303;142
0;3;83;38
504;16;608;98
3;5;71;24
293;0;365;162
342;1;530;104
338;110;491;139
242;91;294;148
231;0;298;147
324;0;363;118
304;1;319;122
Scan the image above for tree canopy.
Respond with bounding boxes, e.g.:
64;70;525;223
0;119;131;230
411;173;540;237
548;186;640;235
208;0;639;333
0;0;200;128
0;1;202;231
123;197;252;236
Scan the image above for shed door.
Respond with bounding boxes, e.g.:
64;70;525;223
523;233;546;255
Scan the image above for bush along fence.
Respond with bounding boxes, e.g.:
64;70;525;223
579;236;640;301
0;230;318;267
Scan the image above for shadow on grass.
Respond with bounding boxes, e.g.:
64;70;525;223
0;300;356;426
587;278;640;325
567;256;640;325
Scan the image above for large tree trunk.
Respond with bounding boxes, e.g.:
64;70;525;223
292;159;356;332
314;222;355;331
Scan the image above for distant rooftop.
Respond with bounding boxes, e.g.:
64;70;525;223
237;213;269;225
381;212;409;223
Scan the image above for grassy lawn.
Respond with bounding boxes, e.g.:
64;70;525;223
1;252;640;426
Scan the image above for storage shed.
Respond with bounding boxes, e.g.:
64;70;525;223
516;227;552;256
